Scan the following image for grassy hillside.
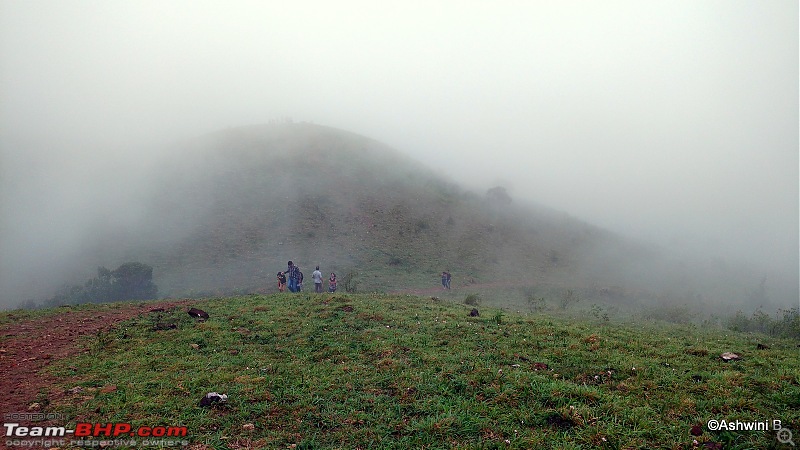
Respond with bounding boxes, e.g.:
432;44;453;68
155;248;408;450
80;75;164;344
88;123;600;296
31;294;800;449
57;122;773;317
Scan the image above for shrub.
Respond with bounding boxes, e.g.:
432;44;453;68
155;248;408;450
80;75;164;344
726;310;750;332
464;294;481;306
559;289;580;310
526;295;546;313
590;304;610;322
42;262;158;307
342;271;360;293
777;307;800;339
492;312;504;325
727;307;800;339
645;303;694;324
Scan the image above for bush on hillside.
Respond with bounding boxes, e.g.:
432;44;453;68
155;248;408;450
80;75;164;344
464;294;481;306
644;303;694;324
559;289;580;310
727;307;800;339
525;292;547;312
42;262;158;307
342;271;359;293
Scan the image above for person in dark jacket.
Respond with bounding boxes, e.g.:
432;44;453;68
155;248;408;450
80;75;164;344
287;261;299;292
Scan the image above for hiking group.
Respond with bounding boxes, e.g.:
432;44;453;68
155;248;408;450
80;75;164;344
278;262;450;293
441;270;451;290
278;261;336;293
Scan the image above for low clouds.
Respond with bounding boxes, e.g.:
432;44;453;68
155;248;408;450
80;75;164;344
1;1;797;306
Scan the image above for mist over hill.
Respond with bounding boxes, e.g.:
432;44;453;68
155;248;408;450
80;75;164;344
2;123;793;312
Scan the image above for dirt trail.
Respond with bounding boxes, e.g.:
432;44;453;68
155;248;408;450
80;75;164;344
0;299;196;426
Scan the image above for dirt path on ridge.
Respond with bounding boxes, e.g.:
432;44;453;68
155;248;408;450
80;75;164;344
0;299;197;427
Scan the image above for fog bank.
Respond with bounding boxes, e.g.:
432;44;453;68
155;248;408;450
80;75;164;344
1;1;797;308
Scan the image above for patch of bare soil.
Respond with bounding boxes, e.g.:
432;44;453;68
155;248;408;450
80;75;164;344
0;300;197;427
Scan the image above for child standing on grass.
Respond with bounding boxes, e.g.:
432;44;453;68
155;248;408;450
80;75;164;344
328;273;337;293
297;270;304;292
277;272;287;292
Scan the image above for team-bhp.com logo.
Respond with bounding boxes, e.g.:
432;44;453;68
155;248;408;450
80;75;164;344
4;422;188;438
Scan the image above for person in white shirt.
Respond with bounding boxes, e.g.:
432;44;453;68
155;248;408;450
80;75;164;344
312;266;323;293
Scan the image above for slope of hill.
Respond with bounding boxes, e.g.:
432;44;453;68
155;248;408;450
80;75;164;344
4;294;797;448
31;122;783;313
89;124;586;295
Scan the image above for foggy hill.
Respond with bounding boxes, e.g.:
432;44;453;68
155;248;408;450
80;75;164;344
96;123;581;294
25;123;783;311
68;123;581;293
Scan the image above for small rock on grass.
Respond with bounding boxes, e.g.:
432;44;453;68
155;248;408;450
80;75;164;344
199;392;228;407
188;308;210;320
720;352;741;362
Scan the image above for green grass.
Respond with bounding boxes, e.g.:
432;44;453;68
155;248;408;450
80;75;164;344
42;294;799;449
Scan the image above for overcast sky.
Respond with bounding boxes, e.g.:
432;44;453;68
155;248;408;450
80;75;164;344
1;1;797;302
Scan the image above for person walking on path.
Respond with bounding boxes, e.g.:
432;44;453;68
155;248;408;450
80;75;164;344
312;266;323;293
445;270;451;290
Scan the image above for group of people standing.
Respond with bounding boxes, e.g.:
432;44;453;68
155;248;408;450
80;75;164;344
441;270;451;290
278;263;451;293
277;261;337;293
